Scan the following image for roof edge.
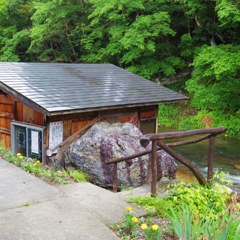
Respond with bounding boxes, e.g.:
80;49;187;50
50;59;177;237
0;82;50;116
49;97;188;116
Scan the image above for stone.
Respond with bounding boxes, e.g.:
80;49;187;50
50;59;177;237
65;122;177;188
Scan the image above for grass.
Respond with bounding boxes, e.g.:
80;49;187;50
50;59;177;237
0;146;88;185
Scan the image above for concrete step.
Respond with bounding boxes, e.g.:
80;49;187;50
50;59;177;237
0;197;118;240
0;159;60;212
57;182;145;224
118;179;174;200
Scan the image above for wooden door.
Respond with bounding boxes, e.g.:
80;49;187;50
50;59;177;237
0;93;14;149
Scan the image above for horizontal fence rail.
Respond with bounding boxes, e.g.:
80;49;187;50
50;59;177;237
106;127;227;195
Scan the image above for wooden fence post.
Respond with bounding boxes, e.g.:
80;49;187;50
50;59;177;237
146;154;151;185
207;136;215;181
151;139;158;197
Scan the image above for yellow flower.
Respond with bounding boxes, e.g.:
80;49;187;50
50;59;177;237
33;163;37;167
126;207;132;212
131;217;138;223
16;153;21;156
36;160;40;163
19;156;24;159
151;224;159;231
141;223;148;230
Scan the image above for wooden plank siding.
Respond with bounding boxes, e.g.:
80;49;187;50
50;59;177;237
0;93;45;149
49;112;98;142
140;106;156;120
47;106;157;146
0;93;14;149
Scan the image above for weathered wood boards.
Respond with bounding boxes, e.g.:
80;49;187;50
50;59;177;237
50;117;100;153
0;93;45;150
0;93;14;149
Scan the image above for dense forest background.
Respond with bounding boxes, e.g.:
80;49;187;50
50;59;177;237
0;0;239;136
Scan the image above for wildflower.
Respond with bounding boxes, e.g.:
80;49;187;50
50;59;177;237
16;153;21;156
19;156;24;159
36;160;40;163
131;217;138;223
33;163;37;167
151;224;159;231
141;223;148;230
126;207;132;212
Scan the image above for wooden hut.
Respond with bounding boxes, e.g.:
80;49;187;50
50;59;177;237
0;62;187;163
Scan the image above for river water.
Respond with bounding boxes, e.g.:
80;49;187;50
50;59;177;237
158;128;240;185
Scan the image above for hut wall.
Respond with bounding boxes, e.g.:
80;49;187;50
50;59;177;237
47;105;158;146
0;93;14;149
0;90;158;151
0;92;45;149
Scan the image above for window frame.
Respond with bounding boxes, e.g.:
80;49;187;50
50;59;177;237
11;121;44;161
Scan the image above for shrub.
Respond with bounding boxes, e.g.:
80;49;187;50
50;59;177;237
131;172;236;220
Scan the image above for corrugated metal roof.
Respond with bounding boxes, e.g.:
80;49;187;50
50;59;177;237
0;62;188;115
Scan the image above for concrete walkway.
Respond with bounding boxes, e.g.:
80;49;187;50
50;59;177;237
0;159;60;211
0;159;144;240
57;182;144;225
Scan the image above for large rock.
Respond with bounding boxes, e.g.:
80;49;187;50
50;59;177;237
65;122;177;188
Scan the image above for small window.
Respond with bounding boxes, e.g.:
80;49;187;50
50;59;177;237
11;122;44;161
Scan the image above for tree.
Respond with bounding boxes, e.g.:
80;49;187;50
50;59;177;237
187;45;240;113
81;0;188;80
185;0;240;135
0;0;32;61
28;0;89;62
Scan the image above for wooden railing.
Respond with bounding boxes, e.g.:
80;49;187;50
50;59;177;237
106;126;227;196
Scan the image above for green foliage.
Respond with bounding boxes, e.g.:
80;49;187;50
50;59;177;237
168;204;240;240
216;0;240;41
187;45;240;113
114;207;139;239
113;207;162;240
162;107;240;136
130;196;174;218
29;0;89;62
130;173;240;239
178;110;208;130
158;104;182;129
0;146;88;184
166;181;231;220
131;172;234;220
0;0;32;61
209;111;240;136
82;0;189;79
142;224;162;240
168;205;204;240
122;212;139;238
183;44;240;136
68;170;88;182
179;110;240;136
